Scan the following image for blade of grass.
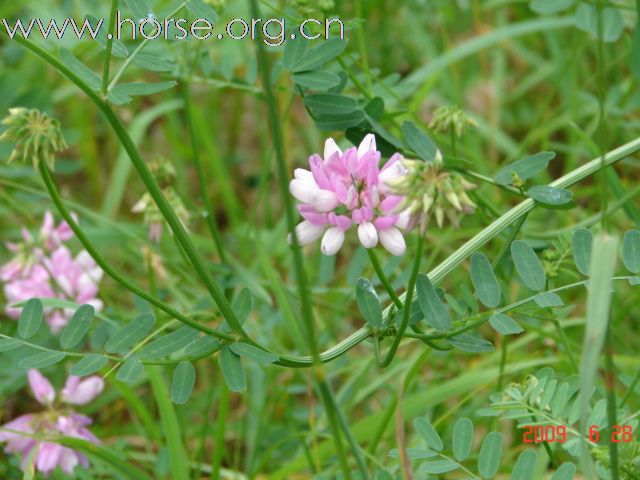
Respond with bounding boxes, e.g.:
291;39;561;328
579;233;619;480
147;365;190;480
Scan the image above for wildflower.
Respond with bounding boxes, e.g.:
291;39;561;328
288;134;410;256
384;156;477;234
429;105;477;138
0;108;67;171
0;369;103;475
1;212;103;332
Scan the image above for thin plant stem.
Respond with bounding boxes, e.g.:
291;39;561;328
212;382;230;480
496;336;508;392
620;366;640;408
101;0;119;95
367;249;402;308
378;236;425;368
181;82;228;264
355;0;373;95
552;317;579;373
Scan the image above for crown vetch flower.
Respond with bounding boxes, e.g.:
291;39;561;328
0;369;103;475
1;212;103;332
288;134;410;256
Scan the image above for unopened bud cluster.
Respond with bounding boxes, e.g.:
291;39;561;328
429;105;477;138
385;157;477;233
0;108;66;171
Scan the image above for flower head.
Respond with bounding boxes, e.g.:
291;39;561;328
384;157;477;233
0;108;67;171
1;212;103;332
288;135;409;256
0;369;103;475
428;105;477;138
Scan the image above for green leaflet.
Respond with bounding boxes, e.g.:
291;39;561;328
572;228;593;276
356;278;382;328
229;343;279;364
489;313;524;335
470;252;501;308
0;338;23;352
18;298;43;339
414;417;443;451
139;326;200;359
511;240;546;291
70;354;108;376
416;274;451;331
402;121;440;162
293;71;341;90
420;459;458;474
219;346;246;393
527;185;573;206
171;361;196;405
452;417;473;461
477;431;503;478
494;151;555;185
116;357;144;384
105;313;155;354
551;462;576;480
19;351;65;368
286;38;347;72
510;450;538;480
232;288;254;324
304;94;360;116
533;292;564;308
60;304;95;349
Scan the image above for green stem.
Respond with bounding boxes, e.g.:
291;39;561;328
212;382;230;480
181;82;228;264
367;250;402;308
38;162;234;342
101;0;119;95
496;336;508;392
316;382;351;479
354;0;372;95
552;317;578;373
378;236;425;368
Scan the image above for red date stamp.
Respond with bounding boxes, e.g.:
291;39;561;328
522;425;634;443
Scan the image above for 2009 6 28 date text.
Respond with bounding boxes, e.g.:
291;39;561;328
522;425;634;443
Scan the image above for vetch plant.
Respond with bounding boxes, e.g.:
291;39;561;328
288;134;411;255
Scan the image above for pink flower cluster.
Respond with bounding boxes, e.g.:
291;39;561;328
289;134;411;256
1;212;103;332
0;369;103;475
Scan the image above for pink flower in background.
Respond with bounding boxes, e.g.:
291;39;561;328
0;212;103;332
288;135;411;256
0;369;103;476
